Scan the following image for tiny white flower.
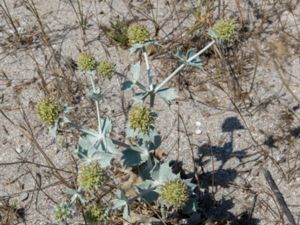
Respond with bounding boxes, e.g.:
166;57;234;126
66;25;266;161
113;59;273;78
195;129;202;135
15;146;23;154
195;121;201;127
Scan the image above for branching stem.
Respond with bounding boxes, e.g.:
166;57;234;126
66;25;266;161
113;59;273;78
88;73;102;136
154;40;215;92
142;47;153;91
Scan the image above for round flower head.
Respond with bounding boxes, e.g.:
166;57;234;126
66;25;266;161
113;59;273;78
85;205;106;224
129;105;154;134
36;98;61;125
54;203;73;223
96;60;115;79
127;23;150;45
210;19;236;42
78;52;97;71
78;161;106;191
160;179;189;208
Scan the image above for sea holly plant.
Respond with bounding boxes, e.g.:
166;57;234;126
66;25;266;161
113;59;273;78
42;19;238;224
111;189;131;220
136;161;197;210
54;202;74;223
77;161;106;191
121;19;236;108
84;205;107;224
35;98;71;139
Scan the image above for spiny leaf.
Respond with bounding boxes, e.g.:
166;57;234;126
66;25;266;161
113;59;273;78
121;81;134;91
87;88;102;101
136;180;159;203
156;88;177;105
132;61;141;83
122;146;149;167
175;48;202;68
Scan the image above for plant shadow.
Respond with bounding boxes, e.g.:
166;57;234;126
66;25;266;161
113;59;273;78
190;117;259;224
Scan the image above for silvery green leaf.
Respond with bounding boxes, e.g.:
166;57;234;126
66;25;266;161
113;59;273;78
122;146;149;167
187;49;202;68
78;143;114;168
111;199;127;210
175;49;185;60
145;127;159;147
208;30;223;45
49;120;58;139
156;88;177;105
76;127;115;167
129;40;158;54
187;48;198;59
150;161;178;184
64;188;86;205
132;61;141;83
78;130;97;149
101;118;112;135
87;88;102;101
175;48;202;68
125;124;139;139
129;43;144;54
149;159;161;181
74;145;87;160
136;180;159;203
104;136;117;154
139;158;155;180
182;198;199;214
125;124;158;148
123;204;130;220
133;91;149;103
183;178;197;191
148;131;161;151
111;189;129;215
97;152;114;168
121;81;134;91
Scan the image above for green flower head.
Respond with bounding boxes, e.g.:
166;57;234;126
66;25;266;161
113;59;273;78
36;98;61;125
97;60;115;79
210;19;236;42
129;105;154;134
85;205;106;224
127;23;150;45
78;52;97;71
54;203;73;223
78;161;106;191
160;179;189;208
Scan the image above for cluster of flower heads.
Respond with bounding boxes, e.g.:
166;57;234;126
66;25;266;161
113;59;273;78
160;179;190;208
97;60;115;79
36;98;61;125
78;53;97;71
210;19;237;42
78;161;106;191
77;53;115;79
84;205;106;224
46;19;240;223
127;23;150;45
129;105;154;134
54;203;73;223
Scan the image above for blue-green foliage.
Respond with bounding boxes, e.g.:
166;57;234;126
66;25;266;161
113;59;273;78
175;48;203;68
75;118;117;168
54;19;231;222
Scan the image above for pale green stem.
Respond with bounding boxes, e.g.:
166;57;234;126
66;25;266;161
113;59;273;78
142;47;153;91
154;40;215;92
88;73;102;136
